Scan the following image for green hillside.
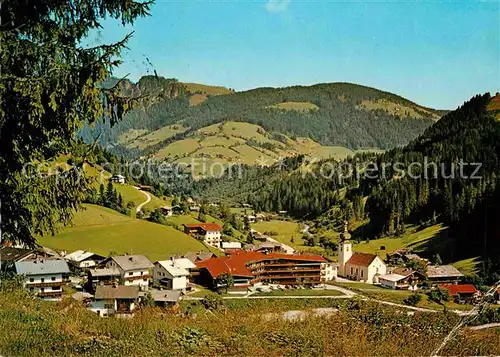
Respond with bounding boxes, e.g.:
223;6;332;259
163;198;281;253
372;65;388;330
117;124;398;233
39;204;211;261
80;79;442;163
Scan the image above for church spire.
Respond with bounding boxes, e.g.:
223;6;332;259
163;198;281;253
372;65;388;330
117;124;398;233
340;220;351;241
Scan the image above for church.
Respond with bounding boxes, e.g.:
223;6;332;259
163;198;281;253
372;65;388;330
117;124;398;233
337;222;387;283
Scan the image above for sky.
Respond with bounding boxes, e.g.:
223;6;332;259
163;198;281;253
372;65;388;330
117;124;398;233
93;0;500;109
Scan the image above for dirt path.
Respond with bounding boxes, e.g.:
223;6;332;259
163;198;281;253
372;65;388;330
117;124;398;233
135;189;151;214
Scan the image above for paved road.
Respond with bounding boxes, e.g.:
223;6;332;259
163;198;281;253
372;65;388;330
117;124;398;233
135;188;151;214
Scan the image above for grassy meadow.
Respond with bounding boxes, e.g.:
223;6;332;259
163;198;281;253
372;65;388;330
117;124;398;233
0;288;498;357
39;204;210;261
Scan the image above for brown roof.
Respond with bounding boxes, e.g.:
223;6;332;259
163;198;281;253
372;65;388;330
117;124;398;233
184;223;222;232
426;265;463;278
0;247;34;262
391;267;416;277
346;252;378;267
183;252;217;263
95;285;139;300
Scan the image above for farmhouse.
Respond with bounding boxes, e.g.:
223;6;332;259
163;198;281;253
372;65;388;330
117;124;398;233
146;289;182;309
102;255;154;290
183;251;217;263
184;223;222;248
90;285;139;317
15;259;70;301
379;268;423;290
87;268;121;291
196;251;334;290
110;174;126;184
337;222;386;283
440;284;480;304
246;215;256;223
153;258;196;292
426;265;463;284
160;206;173;217
63;250;105;269
0;246;40;271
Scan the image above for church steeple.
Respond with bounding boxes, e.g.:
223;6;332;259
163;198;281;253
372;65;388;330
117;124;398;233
340;220;351;241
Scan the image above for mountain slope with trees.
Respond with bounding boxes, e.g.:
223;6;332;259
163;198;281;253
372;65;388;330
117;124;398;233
80;78;443;159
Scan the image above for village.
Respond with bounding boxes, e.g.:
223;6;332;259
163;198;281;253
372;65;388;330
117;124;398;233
1;214;498;318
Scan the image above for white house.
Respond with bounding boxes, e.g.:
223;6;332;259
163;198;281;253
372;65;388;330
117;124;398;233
153;258;196;292
337;222;386;283
320;262;337;282
184;223;222;249
102;255;154;290
110;174;126;184
63;250;105;269
160;206;173;217
221;241;242;250
90;285;139;317
15;259;70;301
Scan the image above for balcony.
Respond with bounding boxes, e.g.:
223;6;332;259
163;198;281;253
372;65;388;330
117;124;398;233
38;291;63;297
123;274;152;281
26;281;66;288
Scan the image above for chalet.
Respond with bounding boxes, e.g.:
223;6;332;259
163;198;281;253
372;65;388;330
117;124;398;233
110;174;126;184
0;246;39;271
386;249;427;265
90;285;139;317
15;259;70;301
153;258;196;292
337;222;386;283
246;215;256;223
426;265;463;284
87;268;121;291
183;223;222;249
440;284;480;304
222;241;242;250
63;250;105;269
146;289;182;309
160;206;173;217
183;251;217;264
253;233;269;241
379;268;424;290
189;205;201;212
102;255;154;290
196;251;333;290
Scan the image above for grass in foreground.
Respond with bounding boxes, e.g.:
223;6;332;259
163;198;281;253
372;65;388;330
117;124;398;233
40;204;209;261
0;289;498;357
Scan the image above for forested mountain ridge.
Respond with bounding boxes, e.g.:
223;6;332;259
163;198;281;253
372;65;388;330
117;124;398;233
80;76;443;159
191;93;500;281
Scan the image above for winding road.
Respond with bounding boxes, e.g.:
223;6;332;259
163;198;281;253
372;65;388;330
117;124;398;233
135;188;151;214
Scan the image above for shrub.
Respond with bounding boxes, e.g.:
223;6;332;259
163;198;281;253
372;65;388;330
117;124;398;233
403;293;422;307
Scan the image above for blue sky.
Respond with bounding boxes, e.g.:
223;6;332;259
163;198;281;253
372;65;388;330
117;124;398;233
94;0;499;109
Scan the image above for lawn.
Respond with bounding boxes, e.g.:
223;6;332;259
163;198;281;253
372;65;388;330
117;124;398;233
251;220;308;250
128;124;187;150
40;204;210;261
453;257;482;275
353;224;446;259
155;138;200;158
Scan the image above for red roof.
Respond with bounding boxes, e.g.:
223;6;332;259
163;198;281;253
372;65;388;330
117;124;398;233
346;252;378;267
196;251;327;278
440;284;479;296
184;223;222;232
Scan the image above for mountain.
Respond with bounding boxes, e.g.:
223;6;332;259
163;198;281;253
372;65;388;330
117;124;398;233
191;93;500;281
80;76;443;165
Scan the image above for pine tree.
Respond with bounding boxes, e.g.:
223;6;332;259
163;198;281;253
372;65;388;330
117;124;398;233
0;0;152;245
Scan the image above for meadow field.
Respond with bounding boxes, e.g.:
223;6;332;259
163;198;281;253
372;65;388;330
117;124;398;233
39;205;210;261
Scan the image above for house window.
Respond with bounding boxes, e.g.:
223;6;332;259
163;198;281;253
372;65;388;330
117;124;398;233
129;272;133;276
141;272;144;276
52;286;59;291
350;267;353;274
143;279;147;282
40;288;45;292
29;278;34;282
40;278;44;283
29;287;34;292
51;277;56;281
361;270;364;278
